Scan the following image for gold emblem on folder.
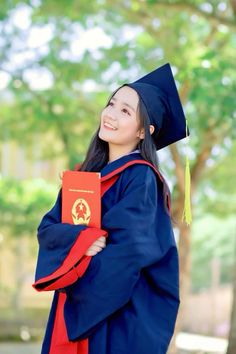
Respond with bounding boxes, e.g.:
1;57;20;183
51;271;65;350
72;198;91;225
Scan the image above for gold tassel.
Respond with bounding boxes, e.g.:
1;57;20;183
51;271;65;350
182;119;192;225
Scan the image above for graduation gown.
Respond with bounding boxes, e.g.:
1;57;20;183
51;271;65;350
33;152;180;354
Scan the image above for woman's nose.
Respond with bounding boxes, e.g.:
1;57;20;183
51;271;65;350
106;108;118;120
108;114;117;121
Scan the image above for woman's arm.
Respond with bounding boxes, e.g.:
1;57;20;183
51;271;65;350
33;188;108;291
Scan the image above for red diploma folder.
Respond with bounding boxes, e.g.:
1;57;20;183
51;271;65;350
62;170;101;228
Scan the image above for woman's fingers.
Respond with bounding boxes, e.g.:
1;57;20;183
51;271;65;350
85;250;96;256
90;245;103;252
95;240;106;248
85;237;107;256
85;247;102;256
93;236;106;247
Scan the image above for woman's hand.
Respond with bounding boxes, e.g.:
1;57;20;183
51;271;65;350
85;236;107;256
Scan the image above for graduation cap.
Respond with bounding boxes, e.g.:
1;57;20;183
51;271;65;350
123;63;192;225
124;62;189;150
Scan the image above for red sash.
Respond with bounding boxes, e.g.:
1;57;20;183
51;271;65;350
48;160;170;354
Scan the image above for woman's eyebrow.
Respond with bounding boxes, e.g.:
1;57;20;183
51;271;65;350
110;97;136;112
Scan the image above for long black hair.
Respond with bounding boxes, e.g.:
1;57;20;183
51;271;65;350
77;85;172;218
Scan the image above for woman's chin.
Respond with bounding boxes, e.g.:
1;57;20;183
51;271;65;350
98;130;113;143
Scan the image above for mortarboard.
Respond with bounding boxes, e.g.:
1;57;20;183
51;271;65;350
124;62;189;150
123;63;192;225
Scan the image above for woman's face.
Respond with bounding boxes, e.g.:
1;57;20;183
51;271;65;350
99;85;143;148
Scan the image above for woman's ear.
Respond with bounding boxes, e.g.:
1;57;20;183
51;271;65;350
150;125;155;135
138;128;145;139
137;125;155;139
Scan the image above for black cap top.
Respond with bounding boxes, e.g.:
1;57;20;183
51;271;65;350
123;62;189;150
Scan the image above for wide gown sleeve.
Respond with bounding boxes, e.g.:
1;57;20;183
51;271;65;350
33;188;108;291
63;165;174;341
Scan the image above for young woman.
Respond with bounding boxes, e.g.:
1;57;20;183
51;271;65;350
33;63;189;354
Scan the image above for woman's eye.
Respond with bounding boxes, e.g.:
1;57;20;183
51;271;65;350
122;108;130;115
106;102;130;115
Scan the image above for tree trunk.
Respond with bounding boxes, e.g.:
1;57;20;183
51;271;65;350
167;136;214;353
168;194;192;354
226;235;236;354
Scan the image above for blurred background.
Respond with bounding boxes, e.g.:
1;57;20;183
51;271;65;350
0;0;235;353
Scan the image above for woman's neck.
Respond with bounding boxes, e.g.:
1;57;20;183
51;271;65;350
108;145;139;163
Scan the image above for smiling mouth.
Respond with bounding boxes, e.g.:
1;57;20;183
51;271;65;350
103;122;117;130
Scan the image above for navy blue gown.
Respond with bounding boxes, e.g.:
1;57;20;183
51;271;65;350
34;152;180;354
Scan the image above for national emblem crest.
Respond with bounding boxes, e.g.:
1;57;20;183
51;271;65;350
71;198;91;225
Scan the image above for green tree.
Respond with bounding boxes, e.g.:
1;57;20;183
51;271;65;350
0;177;58;310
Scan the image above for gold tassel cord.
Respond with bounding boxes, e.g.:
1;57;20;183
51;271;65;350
181;119;192;225
182;154;192;225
